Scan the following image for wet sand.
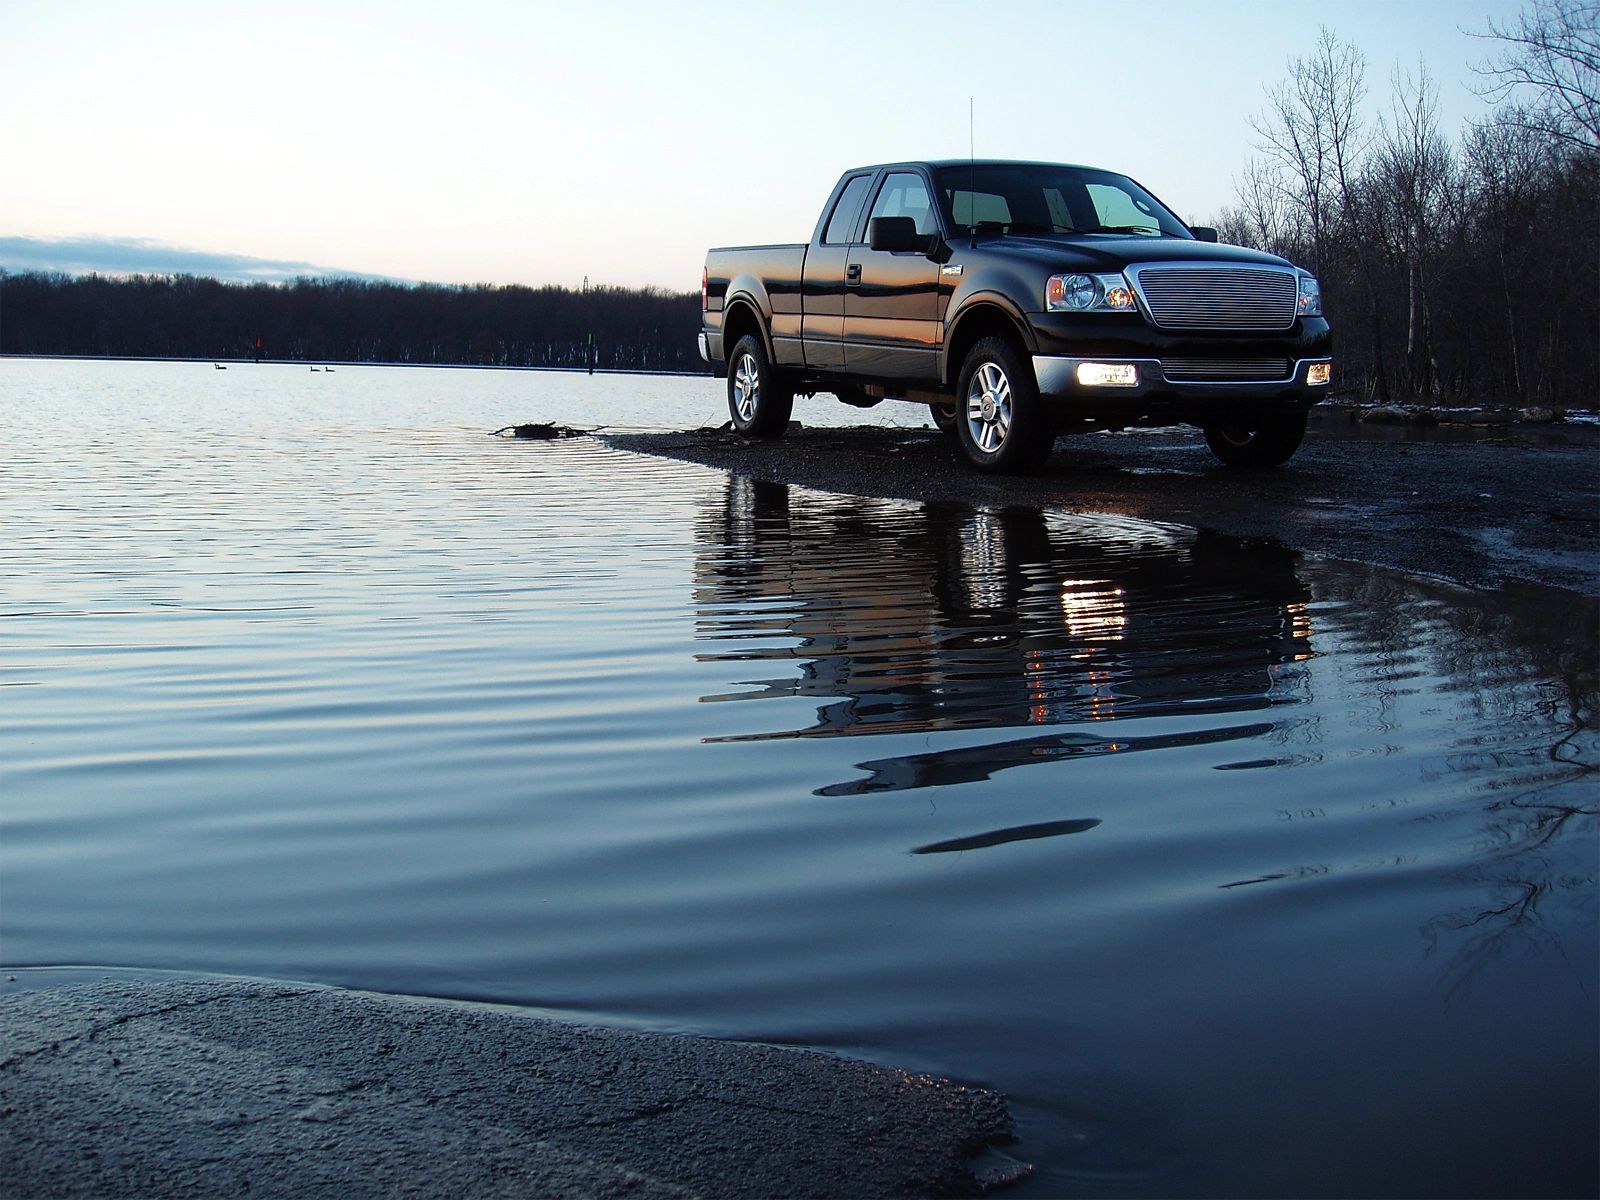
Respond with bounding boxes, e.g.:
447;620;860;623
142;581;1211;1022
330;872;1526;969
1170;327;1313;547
602;410;1599;599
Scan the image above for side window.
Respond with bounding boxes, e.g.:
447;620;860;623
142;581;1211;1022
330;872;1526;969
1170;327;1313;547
866;172;938;239
822;175;872;245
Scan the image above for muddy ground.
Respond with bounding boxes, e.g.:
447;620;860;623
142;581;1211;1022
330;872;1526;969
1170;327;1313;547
604;409;1599;599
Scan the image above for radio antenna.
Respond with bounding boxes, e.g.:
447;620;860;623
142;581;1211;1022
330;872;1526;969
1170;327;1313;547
968;97;977;243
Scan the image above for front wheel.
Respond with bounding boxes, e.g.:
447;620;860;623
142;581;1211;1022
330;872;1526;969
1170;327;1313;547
1202;411;1308;468
928;398;958;435
955;337;1053;473
727;334;794;437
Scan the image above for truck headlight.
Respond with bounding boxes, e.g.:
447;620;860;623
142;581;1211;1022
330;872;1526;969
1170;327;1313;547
1047;273;1137;313
1296;271;1322;317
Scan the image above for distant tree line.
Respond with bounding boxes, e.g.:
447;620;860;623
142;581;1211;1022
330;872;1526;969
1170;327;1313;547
1210;1;1598;409
0;273;707;373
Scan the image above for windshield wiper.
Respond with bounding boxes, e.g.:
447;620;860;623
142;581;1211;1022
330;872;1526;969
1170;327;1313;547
966;220;1059;240
1081;224;1163;236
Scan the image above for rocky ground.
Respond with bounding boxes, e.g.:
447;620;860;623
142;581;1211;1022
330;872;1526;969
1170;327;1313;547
0;972;1020;1199
603;407;1599;599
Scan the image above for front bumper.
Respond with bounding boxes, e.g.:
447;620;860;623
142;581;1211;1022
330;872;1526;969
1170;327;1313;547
1000;311;1334;424
1034;355;1331;396
1030;355;1331;428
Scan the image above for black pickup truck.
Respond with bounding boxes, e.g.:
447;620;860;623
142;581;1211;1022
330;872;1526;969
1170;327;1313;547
700;160;1332;472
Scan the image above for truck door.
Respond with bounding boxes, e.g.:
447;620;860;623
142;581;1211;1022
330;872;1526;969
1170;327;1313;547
802;172;873;373
843;170;942;382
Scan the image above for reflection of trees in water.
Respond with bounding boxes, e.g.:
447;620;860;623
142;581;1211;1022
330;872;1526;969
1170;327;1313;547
1306;563;1595;734
1293;562;1599;993
1420;711;1597;999
1423;783;1597;1001
694;477;1315;792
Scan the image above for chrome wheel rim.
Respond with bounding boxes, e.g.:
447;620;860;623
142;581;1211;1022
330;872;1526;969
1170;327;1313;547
965;361;1012;453
732;352;760;422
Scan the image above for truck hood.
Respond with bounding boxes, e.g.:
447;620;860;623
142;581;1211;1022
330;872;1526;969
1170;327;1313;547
964;234;1301;274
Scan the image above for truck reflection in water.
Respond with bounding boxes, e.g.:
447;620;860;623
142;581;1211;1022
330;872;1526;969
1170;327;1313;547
694;477;1314;796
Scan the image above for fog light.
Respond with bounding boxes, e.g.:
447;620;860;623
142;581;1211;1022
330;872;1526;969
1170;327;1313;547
1076;362;1140;387
1307;362;1331;386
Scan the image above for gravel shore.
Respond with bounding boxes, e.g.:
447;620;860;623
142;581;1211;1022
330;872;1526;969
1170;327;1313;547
603;408;1599;598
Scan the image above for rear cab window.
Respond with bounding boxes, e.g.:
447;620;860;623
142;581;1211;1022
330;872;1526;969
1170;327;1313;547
822;175;873;245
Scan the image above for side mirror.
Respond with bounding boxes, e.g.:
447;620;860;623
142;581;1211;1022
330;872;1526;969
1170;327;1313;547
1190;225;1219;243
869;216;932;254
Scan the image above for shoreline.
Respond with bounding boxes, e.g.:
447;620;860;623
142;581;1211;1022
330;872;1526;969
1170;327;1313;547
601;414;1600;599
0;352;715;378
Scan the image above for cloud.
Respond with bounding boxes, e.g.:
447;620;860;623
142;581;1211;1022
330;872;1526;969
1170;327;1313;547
0;236;402;284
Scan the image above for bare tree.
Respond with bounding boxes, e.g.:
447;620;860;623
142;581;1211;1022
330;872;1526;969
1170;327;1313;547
1210;13;1597;410
1471;0;1600;154
1249;29;1350;276
1461;114;1548;400
1219;157;1297;253
1251;27;1392;399
1374;62;1454;396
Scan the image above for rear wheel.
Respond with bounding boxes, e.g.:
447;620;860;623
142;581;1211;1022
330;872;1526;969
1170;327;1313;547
727;335;793;437
1202;410;1307;467
955;337;1053;473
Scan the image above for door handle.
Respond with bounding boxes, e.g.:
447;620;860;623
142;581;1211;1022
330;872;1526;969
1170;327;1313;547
846;263;862;285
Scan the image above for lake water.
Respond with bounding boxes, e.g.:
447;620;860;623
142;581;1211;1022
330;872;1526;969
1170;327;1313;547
3;358;1596;1197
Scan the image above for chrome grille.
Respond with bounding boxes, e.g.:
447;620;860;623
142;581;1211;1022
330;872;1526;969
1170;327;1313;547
1130;265;1298;331
1162;357;1292;382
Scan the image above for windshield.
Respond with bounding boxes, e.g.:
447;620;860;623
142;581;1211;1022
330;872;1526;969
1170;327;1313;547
933;164;1192;238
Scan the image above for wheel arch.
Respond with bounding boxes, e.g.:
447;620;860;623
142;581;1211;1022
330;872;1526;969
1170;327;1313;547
942;297;1037;387
721;297;773;364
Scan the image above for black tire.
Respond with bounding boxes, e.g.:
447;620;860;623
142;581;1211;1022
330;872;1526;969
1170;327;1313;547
727;334;793;437
954;337;1053;473
928;398;958;435
1202;410;1308;468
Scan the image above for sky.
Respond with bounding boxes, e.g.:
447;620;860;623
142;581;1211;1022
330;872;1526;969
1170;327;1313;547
0;0;1532;292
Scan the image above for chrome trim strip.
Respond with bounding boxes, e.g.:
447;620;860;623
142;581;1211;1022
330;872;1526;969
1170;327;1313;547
1162;357;1293;384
